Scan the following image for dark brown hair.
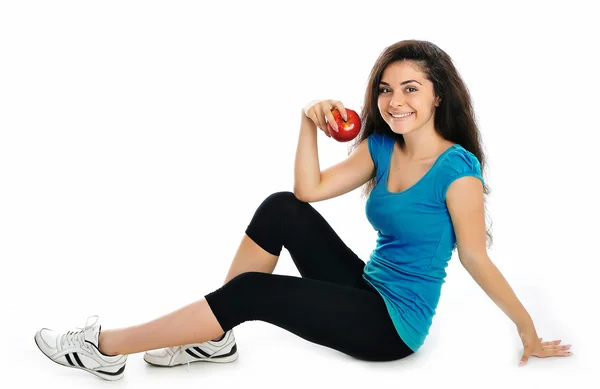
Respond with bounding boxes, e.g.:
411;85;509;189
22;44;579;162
350;39;493;248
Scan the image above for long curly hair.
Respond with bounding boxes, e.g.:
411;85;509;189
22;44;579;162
350;39;493;248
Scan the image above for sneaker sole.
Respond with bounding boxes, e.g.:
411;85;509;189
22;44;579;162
34;334;125;381
143;350;239;367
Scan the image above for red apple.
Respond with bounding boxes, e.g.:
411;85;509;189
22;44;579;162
327;108;361;142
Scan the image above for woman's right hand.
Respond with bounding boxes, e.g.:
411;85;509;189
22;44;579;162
302;99;348;138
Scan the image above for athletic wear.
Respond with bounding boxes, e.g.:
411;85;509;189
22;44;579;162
34;133;483;371
363;132;484;351
34;315;127;381
205;191;414;361
143;330;238;367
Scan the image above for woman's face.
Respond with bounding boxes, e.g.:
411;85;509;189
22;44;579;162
377;61;440;135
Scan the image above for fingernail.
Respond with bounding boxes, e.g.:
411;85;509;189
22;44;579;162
518;361;525;367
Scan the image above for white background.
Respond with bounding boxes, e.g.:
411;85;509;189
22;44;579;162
1;0;597;387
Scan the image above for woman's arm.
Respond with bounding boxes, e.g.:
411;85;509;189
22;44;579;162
458;252;533;327
445;176;531;325
293;101;374;203
293;112;322;199
445;176;572;365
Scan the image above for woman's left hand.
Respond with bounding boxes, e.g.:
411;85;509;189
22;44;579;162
518;325;573;366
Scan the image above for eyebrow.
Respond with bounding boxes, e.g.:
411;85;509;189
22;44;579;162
379;80;422;86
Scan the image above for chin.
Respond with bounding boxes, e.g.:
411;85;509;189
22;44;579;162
388;125;415;135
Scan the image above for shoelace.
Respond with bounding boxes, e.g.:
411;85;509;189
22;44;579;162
182;346;192;371
60;315;99;349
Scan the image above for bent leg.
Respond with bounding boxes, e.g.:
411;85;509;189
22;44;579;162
205;272;413;362
244;191;367;288
99;192;375;354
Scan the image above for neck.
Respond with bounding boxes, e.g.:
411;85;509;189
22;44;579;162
399;125;448;162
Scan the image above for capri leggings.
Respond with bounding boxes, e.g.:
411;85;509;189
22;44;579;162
204;191;414;361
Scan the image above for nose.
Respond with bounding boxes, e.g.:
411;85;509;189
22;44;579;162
389;92;405;107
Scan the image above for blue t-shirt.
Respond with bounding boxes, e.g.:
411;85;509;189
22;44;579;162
362;132;484;352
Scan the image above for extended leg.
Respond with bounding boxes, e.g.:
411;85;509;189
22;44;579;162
98;297;223;356
206;272;414;362
99;272;412;361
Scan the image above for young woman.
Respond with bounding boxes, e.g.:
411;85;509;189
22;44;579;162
34;39;572;381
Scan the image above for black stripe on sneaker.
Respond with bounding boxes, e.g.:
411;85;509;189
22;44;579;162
193;347;212;357
184;348;207;359
65;354;75;366
214;343;237;358
186;343;237;360
73;353;85;368
97;365;126;376
184;348;200;358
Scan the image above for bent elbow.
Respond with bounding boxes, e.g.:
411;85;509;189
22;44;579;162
293;190;310;203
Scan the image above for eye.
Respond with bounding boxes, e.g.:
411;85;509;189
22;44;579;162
378;87;391;94
406;87;418;92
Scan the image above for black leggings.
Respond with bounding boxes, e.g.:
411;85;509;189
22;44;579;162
204;191;413;361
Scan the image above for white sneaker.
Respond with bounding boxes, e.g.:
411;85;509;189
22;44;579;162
144;330;238;367
34;315;127;381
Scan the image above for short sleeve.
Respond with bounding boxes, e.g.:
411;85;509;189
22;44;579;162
368;133;387;184
368;132;384;168
434;148;485;203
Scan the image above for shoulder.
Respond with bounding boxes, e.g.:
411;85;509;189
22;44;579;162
434;144;484;203
439;144;482;173
367;132;393;163
367;132;387;149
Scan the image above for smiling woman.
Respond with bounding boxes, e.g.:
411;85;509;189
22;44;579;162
33;39;572;382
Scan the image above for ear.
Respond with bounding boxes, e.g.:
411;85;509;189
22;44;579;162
435;97;442;106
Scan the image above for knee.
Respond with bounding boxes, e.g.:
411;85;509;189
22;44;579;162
206;272;271;329
264;191;301;206
225;272;270;296
247;191;310;243
227;271;265;284
258;191;305;215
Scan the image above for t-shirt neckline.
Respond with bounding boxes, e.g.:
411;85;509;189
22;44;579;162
383;140;458;195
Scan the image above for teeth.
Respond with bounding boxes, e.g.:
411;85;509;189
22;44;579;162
390;112;413;118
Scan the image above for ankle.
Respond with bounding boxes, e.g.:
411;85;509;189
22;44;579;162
212;333;225;342
98;331;119;356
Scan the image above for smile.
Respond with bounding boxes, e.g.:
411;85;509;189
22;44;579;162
389;112;414;118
